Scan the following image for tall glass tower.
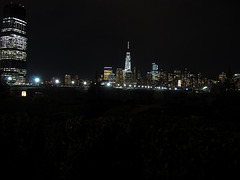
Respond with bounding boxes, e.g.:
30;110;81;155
152;62;159;81
124;41;132;73
0;2;27;85
124;41;132;86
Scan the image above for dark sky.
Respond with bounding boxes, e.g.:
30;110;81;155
1;0;239;80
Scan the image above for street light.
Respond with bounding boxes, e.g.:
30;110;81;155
34;77;40;84
55;79;60;84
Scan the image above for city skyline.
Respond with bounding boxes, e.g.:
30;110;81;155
0;0;239;80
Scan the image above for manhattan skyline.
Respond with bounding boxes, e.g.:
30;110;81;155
0;0;239;80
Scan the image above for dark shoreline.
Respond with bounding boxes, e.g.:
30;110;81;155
1;87;240;179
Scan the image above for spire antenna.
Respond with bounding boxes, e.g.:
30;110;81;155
127;41;130;50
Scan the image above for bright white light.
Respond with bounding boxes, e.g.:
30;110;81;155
202;86;208;90
129;84;132;87
71;81;75;84
34;78;40;83
83;81;87;85
107;82;111;87
55;79;60;84
7;77;12;81
174;87;177;90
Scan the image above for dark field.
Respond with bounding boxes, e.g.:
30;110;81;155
1;87;240;179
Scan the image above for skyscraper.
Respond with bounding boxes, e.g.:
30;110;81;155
0;3;28;84
152;62;159;81
116;68;124;86
124;41;131;73
124;41;132;85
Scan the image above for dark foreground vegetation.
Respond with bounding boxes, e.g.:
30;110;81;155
1;86;240;179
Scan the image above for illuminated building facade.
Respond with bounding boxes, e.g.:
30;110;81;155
0;3;28;84
219;72;227;83
65;74;71;85
104;67;112;81
152;62;159;81
124;41;131;73
116;68;124;86
124;41;132;85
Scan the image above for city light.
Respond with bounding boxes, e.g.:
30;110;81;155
21;91;26;97
55;79;60;84
34;77;40;83
83;81;87;85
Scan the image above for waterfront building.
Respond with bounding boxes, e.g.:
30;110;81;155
103;67;112;81
0;3;28;84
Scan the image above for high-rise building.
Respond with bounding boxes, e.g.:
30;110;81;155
152;62;159;81
103;67;112;81
146;71;152;86
137;70;144;85
65;74;71;85
0;3;28;84
124;41;132;85
116;68;124;86
124;41;131;73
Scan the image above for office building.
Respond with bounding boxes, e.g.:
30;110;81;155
104;67;112;81
124;41;132;85
116;68;124;86
65;74;71;85
152;62;159;81
0;3;28;84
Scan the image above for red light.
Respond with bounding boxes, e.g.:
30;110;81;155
19;4;21;6
22;5;24;8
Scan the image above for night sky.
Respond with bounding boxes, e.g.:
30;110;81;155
1;0;239;80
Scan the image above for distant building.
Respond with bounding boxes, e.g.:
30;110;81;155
108;73;116;86
65;74;71;85
124;41;132;74
132;66;137;84
146;71;152;86
74;75;79;85
116;68;124;86
104;67;112;81
167;72;174;88
0;3;28;84
219;72;227;83
152;62;159;81
159;69;167;87
174;70;181;87
124;41;132;85
137;70;144;85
